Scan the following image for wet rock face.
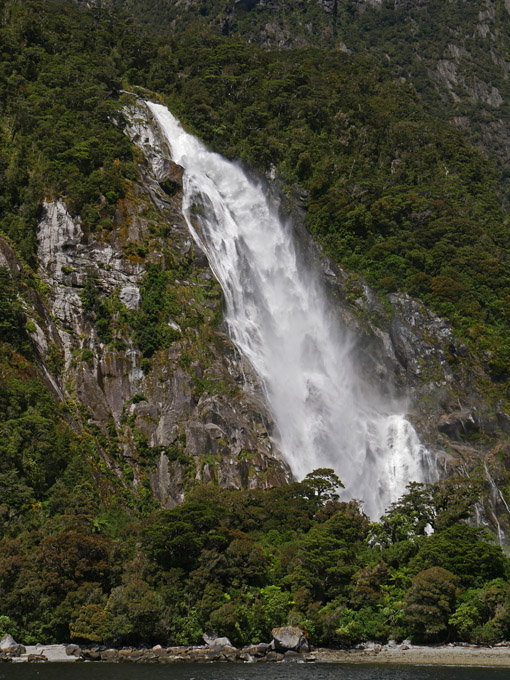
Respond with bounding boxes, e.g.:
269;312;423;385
379;291;504;470
315;238;510;512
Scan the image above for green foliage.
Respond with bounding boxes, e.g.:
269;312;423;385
289;502;370;600
1;0;510;651
79;274;113;344
70;604;115;644
0;0;139;262
331;605;388;646
143;30;510;386
300;467;344;506
105;576;162;645
0;615;19;639
0;369;90;532
410;524;508;588
372;478;483;546
121;0;510;203
143;499;227;570
0;268;31;355
0;466;508;647
403;567;458;642
80;348;94;363
449;579;510;645
133;263;182;357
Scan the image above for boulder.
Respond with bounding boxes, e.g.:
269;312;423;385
203;633;234;649
221;645;238;654
65;644;81;657
0;635;16;651
0;634;25;655
186;648;224;662
244;642;270;657
81;649;102;661
201;650;223;662
118;648;143;662
100;649;118;661
151;645;167;657
27;654;47;662
284;650;301;661
271;626;310;653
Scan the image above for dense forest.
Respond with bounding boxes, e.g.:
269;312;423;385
3;466;510;647
1;0;510;647
3;0;510;377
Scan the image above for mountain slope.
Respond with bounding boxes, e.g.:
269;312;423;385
1;0;510;648
110;0;510;205
2;0;510;517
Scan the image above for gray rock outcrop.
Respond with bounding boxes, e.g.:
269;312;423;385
203;633;234;649
0;93;292;512
0;635;25;656
271;626;310;653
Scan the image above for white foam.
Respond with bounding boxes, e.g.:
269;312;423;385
148;102;431;518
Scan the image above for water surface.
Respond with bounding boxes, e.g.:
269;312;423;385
0;664;508;680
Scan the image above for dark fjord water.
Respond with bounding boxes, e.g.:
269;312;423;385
0;664;508;680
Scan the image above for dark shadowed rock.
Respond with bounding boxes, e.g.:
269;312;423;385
437;410;480;440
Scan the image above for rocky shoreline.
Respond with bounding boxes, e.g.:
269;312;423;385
3;631;510;666
0;627;315;664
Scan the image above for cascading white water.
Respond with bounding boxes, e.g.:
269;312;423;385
148;101;431;518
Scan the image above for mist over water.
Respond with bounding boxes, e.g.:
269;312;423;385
148;101;431;517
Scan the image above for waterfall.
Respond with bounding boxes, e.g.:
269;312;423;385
148;101;431;518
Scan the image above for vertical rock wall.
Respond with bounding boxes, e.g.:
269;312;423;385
3;96;292;509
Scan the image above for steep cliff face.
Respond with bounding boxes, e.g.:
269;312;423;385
279;178;510;533
1;95;291;510
319;253;510;535
5;0;510;651
3;82;509;527
123;94;510;530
